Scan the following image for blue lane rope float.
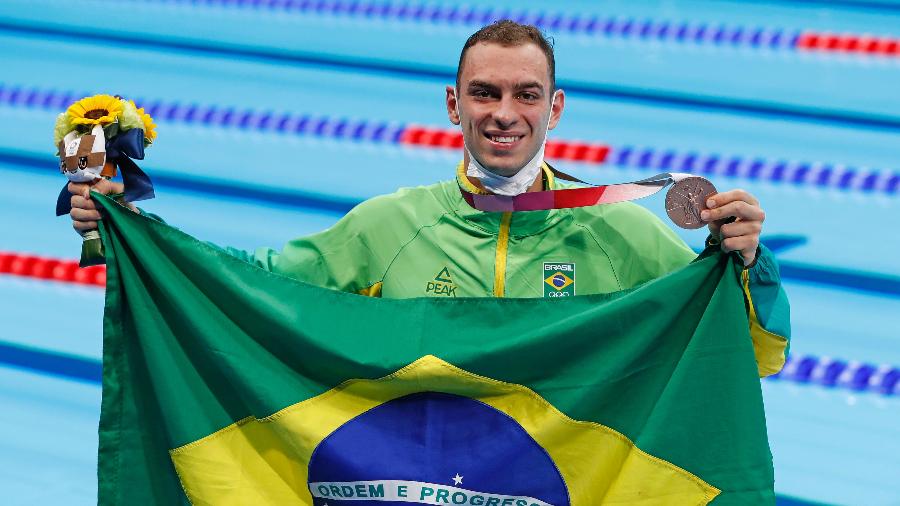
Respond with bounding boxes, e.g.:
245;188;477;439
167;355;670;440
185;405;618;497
108;0;900;58
0;268;893;397
2;83;897;195
123;0;804;49
5;249;900;395
770;354;900;396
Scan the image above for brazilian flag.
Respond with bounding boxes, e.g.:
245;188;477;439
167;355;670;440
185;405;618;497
94;194;774;505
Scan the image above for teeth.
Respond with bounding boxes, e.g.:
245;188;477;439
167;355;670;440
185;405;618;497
491;136;520;143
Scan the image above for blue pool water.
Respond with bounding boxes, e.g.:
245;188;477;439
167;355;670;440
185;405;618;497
1;1;899;504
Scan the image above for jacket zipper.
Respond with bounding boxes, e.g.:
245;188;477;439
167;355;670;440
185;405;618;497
493;212;512;297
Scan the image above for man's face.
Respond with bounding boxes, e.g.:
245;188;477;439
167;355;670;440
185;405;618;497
447;42;565;176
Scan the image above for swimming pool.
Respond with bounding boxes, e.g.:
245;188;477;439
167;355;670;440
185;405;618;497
1;1;898;504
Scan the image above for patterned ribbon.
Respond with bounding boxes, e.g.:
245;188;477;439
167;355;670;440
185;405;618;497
460;167;694;213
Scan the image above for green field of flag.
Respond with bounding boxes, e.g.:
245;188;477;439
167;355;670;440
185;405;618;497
94;194;774;505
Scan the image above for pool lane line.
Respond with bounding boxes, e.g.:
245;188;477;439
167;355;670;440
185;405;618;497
4;220;900;298
0;341;100;384
1;21;900;133
66;0;900;58
4;147;899;297
1;149;361;216
775;496;835;506
2;86;898;195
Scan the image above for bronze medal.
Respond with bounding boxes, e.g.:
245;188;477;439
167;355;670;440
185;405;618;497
665;177;717;229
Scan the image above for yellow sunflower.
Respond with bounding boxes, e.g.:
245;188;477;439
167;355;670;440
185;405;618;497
66;94;124;126
135;104;157;143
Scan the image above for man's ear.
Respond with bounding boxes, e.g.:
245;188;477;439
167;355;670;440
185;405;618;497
548;89;565;131
446;85;460;125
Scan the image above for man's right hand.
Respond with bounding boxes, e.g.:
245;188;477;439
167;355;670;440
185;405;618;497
68;179;137;235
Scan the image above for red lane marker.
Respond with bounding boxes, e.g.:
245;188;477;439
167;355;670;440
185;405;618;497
400;127;614;165
797;31;900;56
796;33;818;49
544;140;565;159
0;252;105;287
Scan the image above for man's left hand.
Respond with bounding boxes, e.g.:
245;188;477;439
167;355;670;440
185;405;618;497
700;189;765;267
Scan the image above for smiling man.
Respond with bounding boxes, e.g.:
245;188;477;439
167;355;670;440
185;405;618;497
67;20;790;376
449;37;564;188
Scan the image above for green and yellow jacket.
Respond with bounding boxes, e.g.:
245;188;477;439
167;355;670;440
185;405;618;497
223;163;791;377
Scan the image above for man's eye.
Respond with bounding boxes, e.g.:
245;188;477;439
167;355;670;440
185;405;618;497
472;90;491;98
519;93;539;101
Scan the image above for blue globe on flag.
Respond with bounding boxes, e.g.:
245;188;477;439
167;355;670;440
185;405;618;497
307;392;570;506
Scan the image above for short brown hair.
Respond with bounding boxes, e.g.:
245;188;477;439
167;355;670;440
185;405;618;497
456;20;556;93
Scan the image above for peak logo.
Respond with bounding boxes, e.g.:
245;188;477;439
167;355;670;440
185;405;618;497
426;267;457;297
543;263;575;298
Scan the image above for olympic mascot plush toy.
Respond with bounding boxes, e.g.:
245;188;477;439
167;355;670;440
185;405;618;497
53;94;157;266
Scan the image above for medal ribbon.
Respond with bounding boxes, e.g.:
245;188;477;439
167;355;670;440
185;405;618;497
460;166;696;213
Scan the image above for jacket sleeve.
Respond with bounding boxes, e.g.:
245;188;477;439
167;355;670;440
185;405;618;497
216;211;384;296
138;202;387;296
741;244;791;377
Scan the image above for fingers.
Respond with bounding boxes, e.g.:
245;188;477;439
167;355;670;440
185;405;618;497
94;179;125;196
700;188;764;266
68;182;92;199
72;218;99;233
67;179;125;199
701;199;765;223
70;197;101;233
69;185;105;234
719;220;762;239
720;236;759;266
70;194;97;212
720;222;761;264
71;206;102;223
707;189;759;209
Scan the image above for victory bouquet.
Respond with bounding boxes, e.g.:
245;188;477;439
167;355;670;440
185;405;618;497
54;94;157;266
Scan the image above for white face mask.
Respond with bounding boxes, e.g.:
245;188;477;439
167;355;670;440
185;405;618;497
456;89;558;197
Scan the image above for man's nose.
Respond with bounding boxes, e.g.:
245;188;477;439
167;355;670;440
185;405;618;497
492;96;518;129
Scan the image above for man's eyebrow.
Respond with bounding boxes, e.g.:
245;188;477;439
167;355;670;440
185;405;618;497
467;80;499;91
514;81;544;92
466;80;545;93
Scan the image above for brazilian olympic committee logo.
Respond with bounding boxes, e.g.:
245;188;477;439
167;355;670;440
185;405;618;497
543;263;575;298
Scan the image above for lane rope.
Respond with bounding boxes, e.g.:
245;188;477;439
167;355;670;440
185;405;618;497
2;252;897;398
111;1;900;57
0;252;106;287
2;83;896;195
770;354;900;396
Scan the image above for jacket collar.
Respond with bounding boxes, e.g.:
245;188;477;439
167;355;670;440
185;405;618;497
447;161;565;237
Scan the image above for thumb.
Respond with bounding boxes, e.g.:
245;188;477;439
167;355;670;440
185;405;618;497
90;178;125;197
707;220;723;239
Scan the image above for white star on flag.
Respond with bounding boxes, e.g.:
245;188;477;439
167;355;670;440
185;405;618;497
452;473;464;485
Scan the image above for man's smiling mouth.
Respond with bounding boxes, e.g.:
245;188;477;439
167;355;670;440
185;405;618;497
485;133;524;147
